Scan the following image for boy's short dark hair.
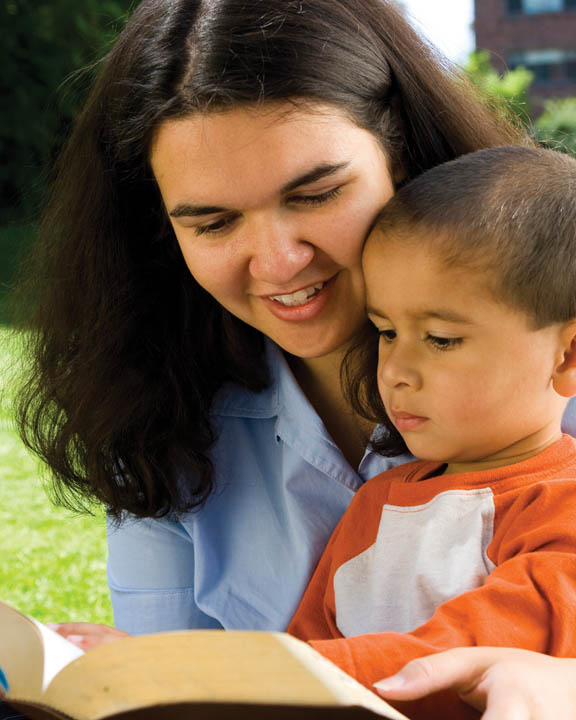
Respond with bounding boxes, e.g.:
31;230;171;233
373;145;576;329
344;145;576;456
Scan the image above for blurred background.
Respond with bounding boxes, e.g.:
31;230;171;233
2;0;575;315
0;0;575;623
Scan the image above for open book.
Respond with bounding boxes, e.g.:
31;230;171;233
0;601;409;720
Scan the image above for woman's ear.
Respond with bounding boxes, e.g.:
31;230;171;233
552;321;576;398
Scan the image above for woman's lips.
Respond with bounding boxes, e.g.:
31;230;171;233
391;410;429;431
261;275;337;323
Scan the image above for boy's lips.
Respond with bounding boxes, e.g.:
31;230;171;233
390;410;429;431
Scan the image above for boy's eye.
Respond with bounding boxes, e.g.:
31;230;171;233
379;329;397;343
427;334;463;351
287;187;342;207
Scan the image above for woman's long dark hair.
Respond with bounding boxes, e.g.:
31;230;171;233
13;0;526;518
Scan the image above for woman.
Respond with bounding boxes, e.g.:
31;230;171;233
14;0;535;641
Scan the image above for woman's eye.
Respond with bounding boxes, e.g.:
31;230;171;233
379;329;397;343
288;187;342;207
194;215;238;236
427;334;463;351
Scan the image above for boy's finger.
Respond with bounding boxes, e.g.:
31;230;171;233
47;622;124;636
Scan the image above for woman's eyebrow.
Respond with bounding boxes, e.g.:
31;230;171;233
280;161;350;193
169;204;227;218
169;161;350;218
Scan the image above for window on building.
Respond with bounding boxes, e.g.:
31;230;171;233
508;0;575;12
508;49;576;85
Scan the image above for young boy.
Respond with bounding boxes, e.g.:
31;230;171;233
288;146;576;719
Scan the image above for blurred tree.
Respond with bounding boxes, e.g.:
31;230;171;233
465;50;576;156
0;1;132;222
534;98;576;155
465;50;534;127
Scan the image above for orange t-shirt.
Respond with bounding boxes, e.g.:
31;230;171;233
288;435;576;720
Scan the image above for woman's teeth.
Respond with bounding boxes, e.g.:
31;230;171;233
270;282;325;307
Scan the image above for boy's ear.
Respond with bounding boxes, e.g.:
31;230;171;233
553;320;576;397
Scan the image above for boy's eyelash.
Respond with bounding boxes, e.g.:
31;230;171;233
193;187;342;236
427;334;463;351
378;329;463;351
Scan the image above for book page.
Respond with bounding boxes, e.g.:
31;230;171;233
0;602;45;698
43;631;407;720
31;620;84;691
275;635;408;720
0;602;83;701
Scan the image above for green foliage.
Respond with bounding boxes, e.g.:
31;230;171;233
534;98;576;155
0;327;112;622
0;224;35;324
465;50;576;157
0;0;133;223
465;50;534;126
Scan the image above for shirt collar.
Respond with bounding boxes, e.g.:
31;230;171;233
212;339;296;419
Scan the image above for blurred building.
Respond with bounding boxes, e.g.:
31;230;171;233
474;0;576;105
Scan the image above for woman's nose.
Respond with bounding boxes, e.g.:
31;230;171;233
247;219;315;284
378;343;422;390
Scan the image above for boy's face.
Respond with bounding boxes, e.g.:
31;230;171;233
363;233;568;473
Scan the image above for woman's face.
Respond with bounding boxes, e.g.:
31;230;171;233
150;102;395;360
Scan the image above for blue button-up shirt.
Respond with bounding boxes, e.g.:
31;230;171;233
107;341;412;633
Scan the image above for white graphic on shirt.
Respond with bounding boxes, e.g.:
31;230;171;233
334;488;497;636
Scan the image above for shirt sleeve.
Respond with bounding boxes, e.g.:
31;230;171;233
106;514;223;633
562;397;576;437
291;479;576;688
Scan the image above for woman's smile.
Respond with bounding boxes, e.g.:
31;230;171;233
260;275;338;322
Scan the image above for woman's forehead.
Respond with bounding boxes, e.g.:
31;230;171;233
150;102;363;159
149;102;388;206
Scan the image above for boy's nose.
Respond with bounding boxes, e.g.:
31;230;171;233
378;345;422;390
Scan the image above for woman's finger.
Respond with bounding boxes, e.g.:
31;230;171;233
374;648;490;703
481;689;532;720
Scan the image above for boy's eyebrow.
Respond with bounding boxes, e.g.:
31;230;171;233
417;310;477;324
168;162;350;218
366;307;477;325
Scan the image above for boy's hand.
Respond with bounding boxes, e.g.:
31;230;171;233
47;622;130;651
374;647;576;720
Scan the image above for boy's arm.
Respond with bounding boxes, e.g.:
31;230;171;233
292;480;576;687
309;551;576;686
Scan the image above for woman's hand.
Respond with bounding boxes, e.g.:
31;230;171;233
374;647;576;720
48;622;130;651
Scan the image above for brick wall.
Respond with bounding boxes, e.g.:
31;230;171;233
474;0;576;103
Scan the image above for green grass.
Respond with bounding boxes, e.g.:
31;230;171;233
0;326;113;624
